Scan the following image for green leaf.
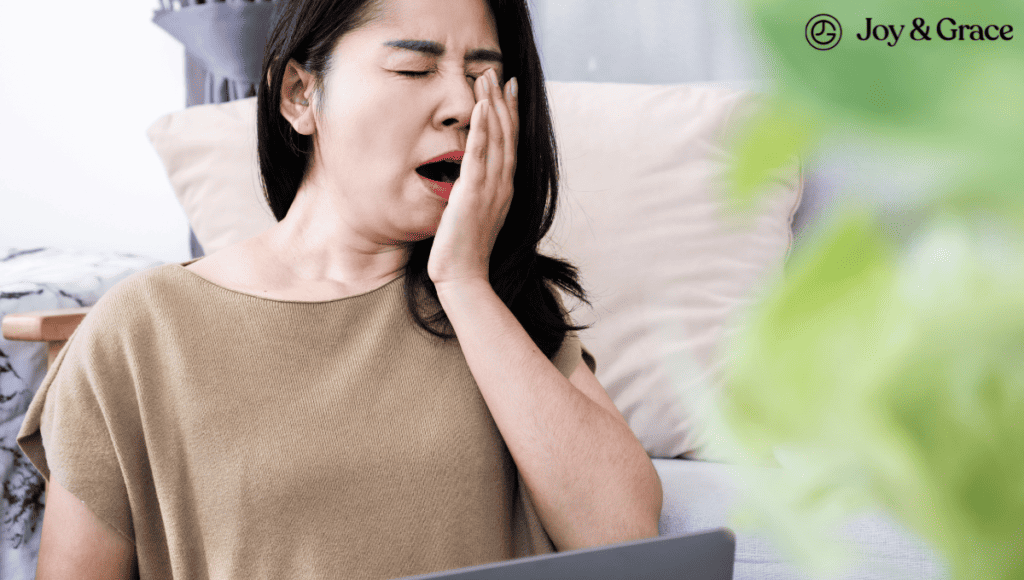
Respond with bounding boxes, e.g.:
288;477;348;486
721;94;821;210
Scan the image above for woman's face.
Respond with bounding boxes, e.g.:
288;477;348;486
303;0;504;243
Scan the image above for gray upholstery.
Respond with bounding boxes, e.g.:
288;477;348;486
653;459;949;580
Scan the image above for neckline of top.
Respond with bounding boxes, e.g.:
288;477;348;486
171;258;406;305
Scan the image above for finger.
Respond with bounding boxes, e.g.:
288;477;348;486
483;73;505;192
506;78;519;149
471;75;495;171
483;69;514;186
461;99;489;191
485;69;512;141
504;76;520;180
474;72;489;105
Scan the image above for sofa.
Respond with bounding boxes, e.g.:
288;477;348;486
1;81;948;580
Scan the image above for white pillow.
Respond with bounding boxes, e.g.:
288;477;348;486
147;98;275;255
541;82;801;459
147;83;802;459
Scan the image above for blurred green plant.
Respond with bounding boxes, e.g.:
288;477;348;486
707;0;1024;579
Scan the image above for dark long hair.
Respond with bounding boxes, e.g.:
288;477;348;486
257;0;589;359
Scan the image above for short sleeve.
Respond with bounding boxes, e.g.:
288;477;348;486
17;301;136;543
550;331;597;379
546;285;598;379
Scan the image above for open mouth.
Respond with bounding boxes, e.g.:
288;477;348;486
415;160;461;184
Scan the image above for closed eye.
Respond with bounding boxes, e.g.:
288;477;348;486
396;70;483;82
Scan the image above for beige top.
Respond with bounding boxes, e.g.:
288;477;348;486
18;259;595;580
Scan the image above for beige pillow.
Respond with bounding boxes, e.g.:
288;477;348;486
147;98;275;255
541;82;801;459
147;83;802;459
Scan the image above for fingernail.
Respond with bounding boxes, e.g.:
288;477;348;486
511;77;518;98
490;69;499;88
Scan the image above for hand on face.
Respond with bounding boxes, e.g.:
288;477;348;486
427;68;519;288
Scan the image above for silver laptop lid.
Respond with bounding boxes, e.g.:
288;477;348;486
397;528;735;580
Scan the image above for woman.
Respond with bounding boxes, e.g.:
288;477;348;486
20;0;662;578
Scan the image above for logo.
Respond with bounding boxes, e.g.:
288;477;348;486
856;17;1014;46
806;15;1015;49
806;14;842;50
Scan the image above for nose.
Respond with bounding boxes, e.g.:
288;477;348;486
436;72;478;131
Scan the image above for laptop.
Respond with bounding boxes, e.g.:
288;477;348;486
397;528;735;580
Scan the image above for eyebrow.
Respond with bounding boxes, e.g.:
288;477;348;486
383;39;503;64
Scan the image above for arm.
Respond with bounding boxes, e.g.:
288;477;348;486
427;71;660;551
37;477;137;580
435;279;662;552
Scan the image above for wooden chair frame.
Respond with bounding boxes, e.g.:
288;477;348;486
2;308;92;369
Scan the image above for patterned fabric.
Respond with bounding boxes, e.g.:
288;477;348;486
0;248;162;580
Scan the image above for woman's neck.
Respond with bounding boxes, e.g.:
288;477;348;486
261;187;413;290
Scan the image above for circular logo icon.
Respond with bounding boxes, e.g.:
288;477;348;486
806;14;842;50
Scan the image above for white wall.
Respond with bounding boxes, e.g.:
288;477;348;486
530;0;769;85
0;0;190;264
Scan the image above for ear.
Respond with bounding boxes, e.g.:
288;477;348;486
278;59;317;136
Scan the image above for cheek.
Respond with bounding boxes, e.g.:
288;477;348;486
320;96;419;167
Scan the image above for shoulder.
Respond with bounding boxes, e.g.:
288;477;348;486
70;262;197;352
30;263;195;432
39;260;206;406
86;262;191;317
